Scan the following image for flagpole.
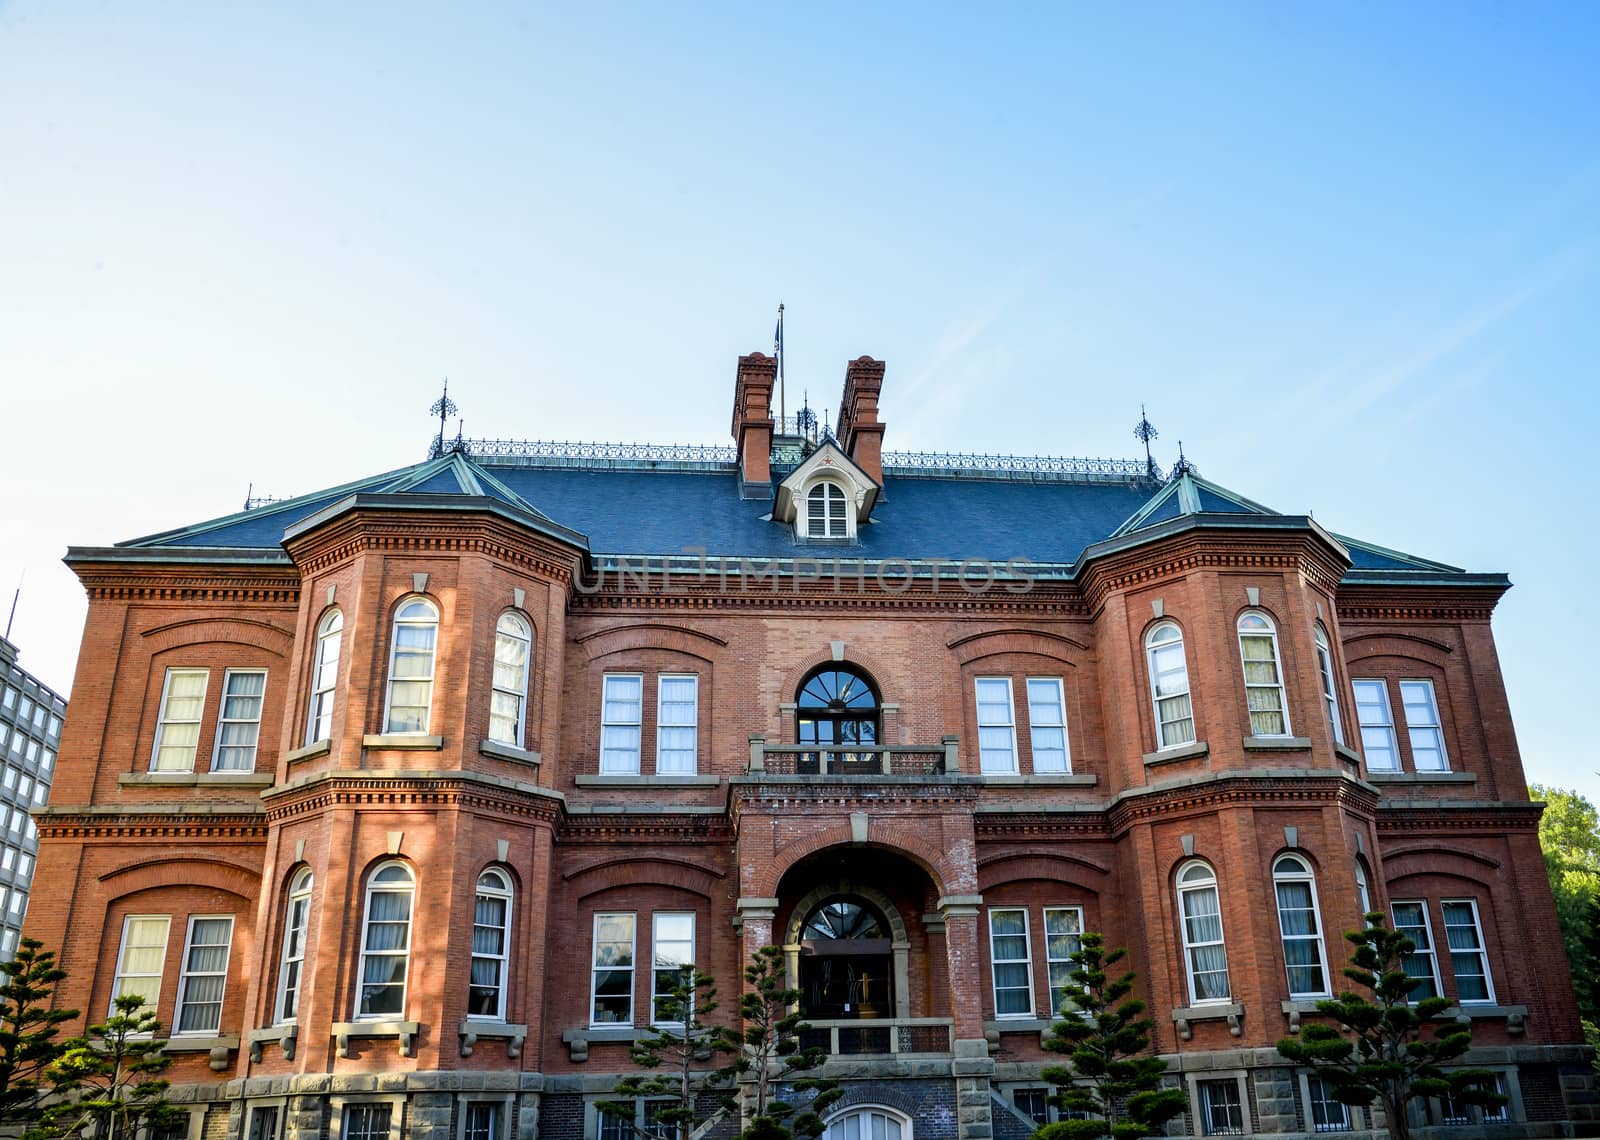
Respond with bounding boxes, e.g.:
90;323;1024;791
777;303;786;429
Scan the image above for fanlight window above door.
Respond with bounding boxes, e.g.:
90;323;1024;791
798;669;878;713
804;899;888;942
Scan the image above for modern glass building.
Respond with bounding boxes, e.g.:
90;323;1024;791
0;634;64;960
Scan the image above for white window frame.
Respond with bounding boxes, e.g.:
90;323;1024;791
1237;611;1291;737
307;608;342;744
1399;679;1449;771
457;1097;514;1140
975;677;1018;774
804;480;851;540
246;1101;287;1140
330;1097;405;1140
1313;624;1344;746
1354;858;1373;917
382;597;439;735
655;675;699;775
1391;900;1442;1001
211;668;267;772
274;868;313;1024
1177;860;1231;1004
1026;677;1070;773
174;914;234;1035
1191;1074;1249;1137
1299;1073;1359;1133
355;862;415;1020
651;911;695;1027
1440;898;1495;1005
1352;679;1399;771
1272;855;1330;999
599;674;643;774
1146;623;1195;750
468;868;514;1021
988;906;1034;1019
820;1108;910;1140
151;668;209;772
1043;905;1084;1019
111;913;171;1015
489;612;532;747
591;912;637;1027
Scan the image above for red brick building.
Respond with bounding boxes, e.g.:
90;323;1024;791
33;352;1592;1140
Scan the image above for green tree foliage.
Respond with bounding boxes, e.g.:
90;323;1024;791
597;968;739;1140
28;993;182;1140
1036;932;1185;1140
736;946;841;1140
1276;914;1505;1140
1531;784;1600;1020
0;939;79;1130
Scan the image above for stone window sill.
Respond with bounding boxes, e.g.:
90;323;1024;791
562;1025;644;1062
479;740;541;767
1334;743;1362;766
1144;740;1209;767
574;774;721;787
120;773;273;788
1171;1002;1243;1039
458;1020;527;1058
1242;736;1312;752
247;1023;298;1061
332;1020;420;1058
1452;1003;1528;1033
160;1033;239;1071
977;774;1098;787
1367;770;1477;785
285;740;331;765
362;734;443;751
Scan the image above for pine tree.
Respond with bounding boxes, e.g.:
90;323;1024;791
1276;914;1506;1140
1036;932;1185;1140
27;993;182;1140
597;968;739;1140
0;939;79;1130
737;946;841;1140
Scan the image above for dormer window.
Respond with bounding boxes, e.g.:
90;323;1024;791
771;440;880;543
806;482;849;539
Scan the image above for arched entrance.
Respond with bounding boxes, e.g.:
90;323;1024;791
822;1108;909;1140
796;666;879;773
798;896;894;1019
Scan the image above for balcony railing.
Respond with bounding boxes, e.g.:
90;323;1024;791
747;739;958;777
797;1017;953;1056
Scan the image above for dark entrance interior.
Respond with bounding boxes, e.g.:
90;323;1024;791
798;897;892;1019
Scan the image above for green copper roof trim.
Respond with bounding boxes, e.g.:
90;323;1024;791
279;491;590;552
1331;532;1465;574
66;546;296;566
1109;472;1278;539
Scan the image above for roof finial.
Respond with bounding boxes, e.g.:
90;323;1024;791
1133;405;1161;481
429;379;458;459
1170;441;1198;481
796;389;818;443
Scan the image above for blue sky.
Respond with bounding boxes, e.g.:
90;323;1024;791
2;2;1596;796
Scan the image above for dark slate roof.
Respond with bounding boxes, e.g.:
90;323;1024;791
106;448;1497;585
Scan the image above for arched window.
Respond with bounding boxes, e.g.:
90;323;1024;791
489;612;531;746
822;1108;908;1140
308;609;342;744
1313;623;1344;746
796;667;880;772
469;868;513;1020
1238;612;1290;737
356;862;414;1019
1354;856;1373;916
275;868;313;1023
384;598;439;734
1176;861;1230;1003
1145;623;1194;749
806;482;848;539
1272;854;1329;998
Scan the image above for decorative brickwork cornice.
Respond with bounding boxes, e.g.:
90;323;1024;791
1374;800;1542;832
261;771;565;826
729;779;981;817
35;806;268;841
1336;583;1508;623
1077;530;1348;614
285;511;582;583
557;813;736;845
570;581;1089;617
69;562;301;605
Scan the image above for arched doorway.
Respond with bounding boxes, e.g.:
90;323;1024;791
822;1108;909;1140
798;895;894;1019
796;666;879;774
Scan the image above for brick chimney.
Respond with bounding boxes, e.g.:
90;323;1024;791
731;352;777;491
836;355;887;485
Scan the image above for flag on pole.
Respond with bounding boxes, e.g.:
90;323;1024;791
774;314;782;357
